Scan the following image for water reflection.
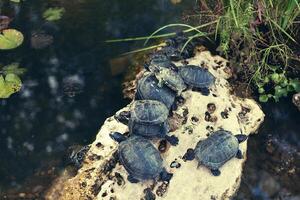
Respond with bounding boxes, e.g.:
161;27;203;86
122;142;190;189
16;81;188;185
0;0;193;196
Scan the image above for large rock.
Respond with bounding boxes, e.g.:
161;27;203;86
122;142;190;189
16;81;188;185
45;50;265;200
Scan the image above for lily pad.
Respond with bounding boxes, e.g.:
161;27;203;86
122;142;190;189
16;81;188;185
259;94;269;103
43;8;65;21
0;74;22;98
1;63;26;75
0;29;24;50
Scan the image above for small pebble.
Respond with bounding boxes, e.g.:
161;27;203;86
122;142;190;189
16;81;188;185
158;140;168;153
191;116;199;124
207;103;216;113
170;160;181;168
221;111;229;119
144;188;156;200
156;182;169;197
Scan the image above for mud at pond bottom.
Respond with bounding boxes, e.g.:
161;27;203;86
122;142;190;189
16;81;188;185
45;50;265;200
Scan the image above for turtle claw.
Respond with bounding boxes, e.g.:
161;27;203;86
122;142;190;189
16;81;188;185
165;135;179;146
160;169;173;182
235;134;248;143
114;111;131;125
211;169;221;176
109;132;127;143
236;149;243;159
183;148;195;161
127;175;139;183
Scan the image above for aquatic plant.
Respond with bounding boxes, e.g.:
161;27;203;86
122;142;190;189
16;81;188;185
0;29;24;50
43;7;65;21
106;0;300;103
0;63;25;98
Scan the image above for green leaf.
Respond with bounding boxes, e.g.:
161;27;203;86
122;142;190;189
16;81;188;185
259;95;269;103
0;74;22;98
271;73;280;83
274;85;288;97
10;0;21;2
1;63;26;75
287;85;295;92
43;8;65;21
263;76;270;83
289;79;300;92
258;87;265;94
0;29;24;50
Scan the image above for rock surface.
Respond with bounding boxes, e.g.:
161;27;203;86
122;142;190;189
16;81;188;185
45;50;265;200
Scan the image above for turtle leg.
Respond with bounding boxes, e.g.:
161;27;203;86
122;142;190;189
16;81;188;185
165;135;179;146
169;63;178;72
109;132;127;143
236;149;243;159
160;168;173;182
114;111;131;125
235;134;248;143
183;148;195;161
127;175;139;183
191;87;210;96
211;169;221;176
170;102;178;112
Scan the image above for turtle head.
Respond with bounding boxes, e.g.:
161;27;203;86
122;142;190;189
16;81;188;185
109;132;127;143
159;168;173;182
235;134;248;143
114;111;131;125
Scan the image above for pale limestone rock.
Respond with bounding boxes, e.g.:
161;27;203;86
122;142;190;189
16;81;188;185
45;50;265;200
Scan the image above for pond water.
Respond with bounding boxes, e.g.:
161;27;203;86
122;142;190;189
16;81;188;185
0;0;193;197
0;0;299;199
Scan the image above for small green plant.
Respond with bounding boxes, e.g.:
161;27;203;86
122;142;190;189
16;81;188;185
0;29;24;50
43;7;65;21
105;0;300;103
0;63;25;98
255;71;300;102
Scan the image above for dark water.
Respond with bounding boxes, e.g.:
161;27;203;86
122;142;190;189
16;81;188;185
236;98;300;200
0;0;299;199
0;0;193;196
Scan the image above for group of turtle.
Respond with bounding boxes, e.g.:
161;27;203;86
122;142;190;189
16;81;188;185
110;33;248;184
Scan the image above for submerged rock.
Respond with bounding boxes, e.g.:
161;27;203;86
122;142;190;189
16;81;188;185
292;93;300;111
45;50;265;200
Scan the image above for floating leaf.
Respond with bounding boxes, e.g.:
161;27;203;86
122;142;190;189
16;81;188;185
0;29;24;50
274;85;288;97
258;87;265;94
10;0;21;3
289;79;300;92
0;74;22;98
43;8;65;21
259;94;269;103
1;63;26;75
271;73;280;83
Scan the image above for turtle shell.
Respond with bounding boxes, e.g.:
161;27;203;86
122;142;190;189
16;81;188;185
155;68;186;94
148;53;176;69
118;136;163;180
136;73;176;109
130;100;168;125
179;65;215;88
194;130;239;170
129;120;169;138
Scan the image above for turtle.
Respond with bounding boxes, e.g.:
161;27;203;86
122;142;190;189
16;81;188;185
65;144;91;168
114;100;179;145
184;130;248;176
145;53;178;72
148;65;187;96
135;73;176;110
178;65;215;95
129;100;179;145
162;32;196;60
109;132;173;183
